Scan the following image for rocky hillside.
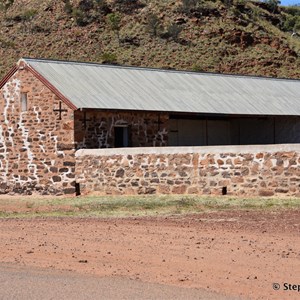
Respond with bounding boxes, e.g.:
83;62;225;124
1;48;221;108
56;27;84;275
1;0;300;78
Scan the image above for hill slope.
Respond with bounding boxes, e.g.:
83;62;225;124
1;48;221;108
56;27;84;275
1;0;300;78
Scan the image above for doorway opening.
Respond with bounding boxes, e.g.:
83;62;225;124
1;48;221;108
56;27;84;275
114;126;130;147
75;182;81;196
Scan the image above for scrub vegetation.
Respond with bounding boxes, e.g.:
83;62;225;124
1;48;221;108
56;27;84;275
0;194;299;218
1;1;300;78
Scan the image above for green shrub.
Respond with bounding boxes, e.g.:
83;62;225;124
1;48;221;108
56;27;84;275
19;9;38;33
263;0;281;13
146;13;162;37
166;23;183;42
112;0;144;14
101;52;118;64
221;0;234;8
78;0;94;12
251;6;261;21
63;0;73;14
283;6;300;16
0;0;14;17
235;0;246;5
94;0;110;14
192;64;203;72
0;37;15;48
181;0;199;12
21;9;37;22
72;8;88;26
73;0;105;27
282;15;300;32
293;17;300;32
107;12;121;40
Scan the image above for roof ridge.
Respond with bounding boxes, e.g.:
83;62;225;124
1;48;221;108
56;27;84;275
21;57;300;82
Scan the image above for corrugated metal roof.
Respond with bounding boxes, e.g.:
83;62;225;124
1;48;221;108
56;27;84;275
21;58;300;116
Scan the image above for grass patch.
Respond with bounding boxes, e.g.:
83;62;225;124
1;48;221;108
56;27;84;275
0;195;299;219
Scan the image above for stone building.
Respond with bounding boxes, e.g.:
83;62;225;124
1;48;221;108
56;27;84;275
1;58;300;195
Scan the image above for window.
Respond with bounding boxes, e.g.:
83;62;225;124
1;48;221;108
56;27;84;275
21;93;28;112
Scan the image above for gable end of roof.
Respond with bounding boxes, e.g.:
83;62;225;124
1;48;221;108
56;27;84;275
1;59;78;111
23;62;77;110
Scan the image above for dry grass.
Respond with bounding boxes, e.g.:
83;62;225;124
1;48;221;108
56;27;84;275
0;194;299;219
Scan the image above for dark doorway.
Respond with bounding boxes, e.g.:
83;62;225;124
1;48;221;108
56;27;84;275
75;182;81;196
222;186;227;196
114;126;130;147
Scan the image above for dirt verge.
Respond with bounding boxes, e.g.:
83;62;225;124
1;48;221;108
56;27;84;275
0;209;299;299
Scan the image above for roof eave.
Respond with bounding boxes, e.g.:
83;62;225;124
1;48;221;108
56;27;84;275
0;65;18;89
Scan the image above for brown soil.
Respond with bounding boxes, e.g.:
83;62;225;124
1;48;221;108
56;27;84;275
0;209;299;300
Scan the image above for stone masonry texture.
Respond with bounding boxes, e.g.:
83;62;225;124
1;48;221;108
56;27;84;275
0;68;76;195
75;145;300;197
2;65;300;197
0;67;169;195
74;110;168;149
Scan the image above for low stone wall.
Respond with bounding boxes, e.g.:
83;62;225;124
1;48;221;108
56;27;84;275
75;144;300;197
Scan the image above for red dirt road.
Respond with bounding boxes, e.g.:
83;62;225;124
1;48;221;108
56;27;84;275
0;209;299;299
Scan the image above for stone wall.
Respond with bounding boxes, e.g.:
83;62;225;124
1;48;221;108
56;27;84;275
0;68;76;195
75;144;300;197
74;110;168;149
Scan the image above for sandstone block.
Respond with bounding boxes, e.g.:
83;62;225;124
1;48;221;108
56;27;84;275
115;168;125;178
217;159;224;165
258;189;274;197
187;186;198;194
275;188;289;193
256;153;264;159
52;176;62;182
172;185;187;194
158;185;170;194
